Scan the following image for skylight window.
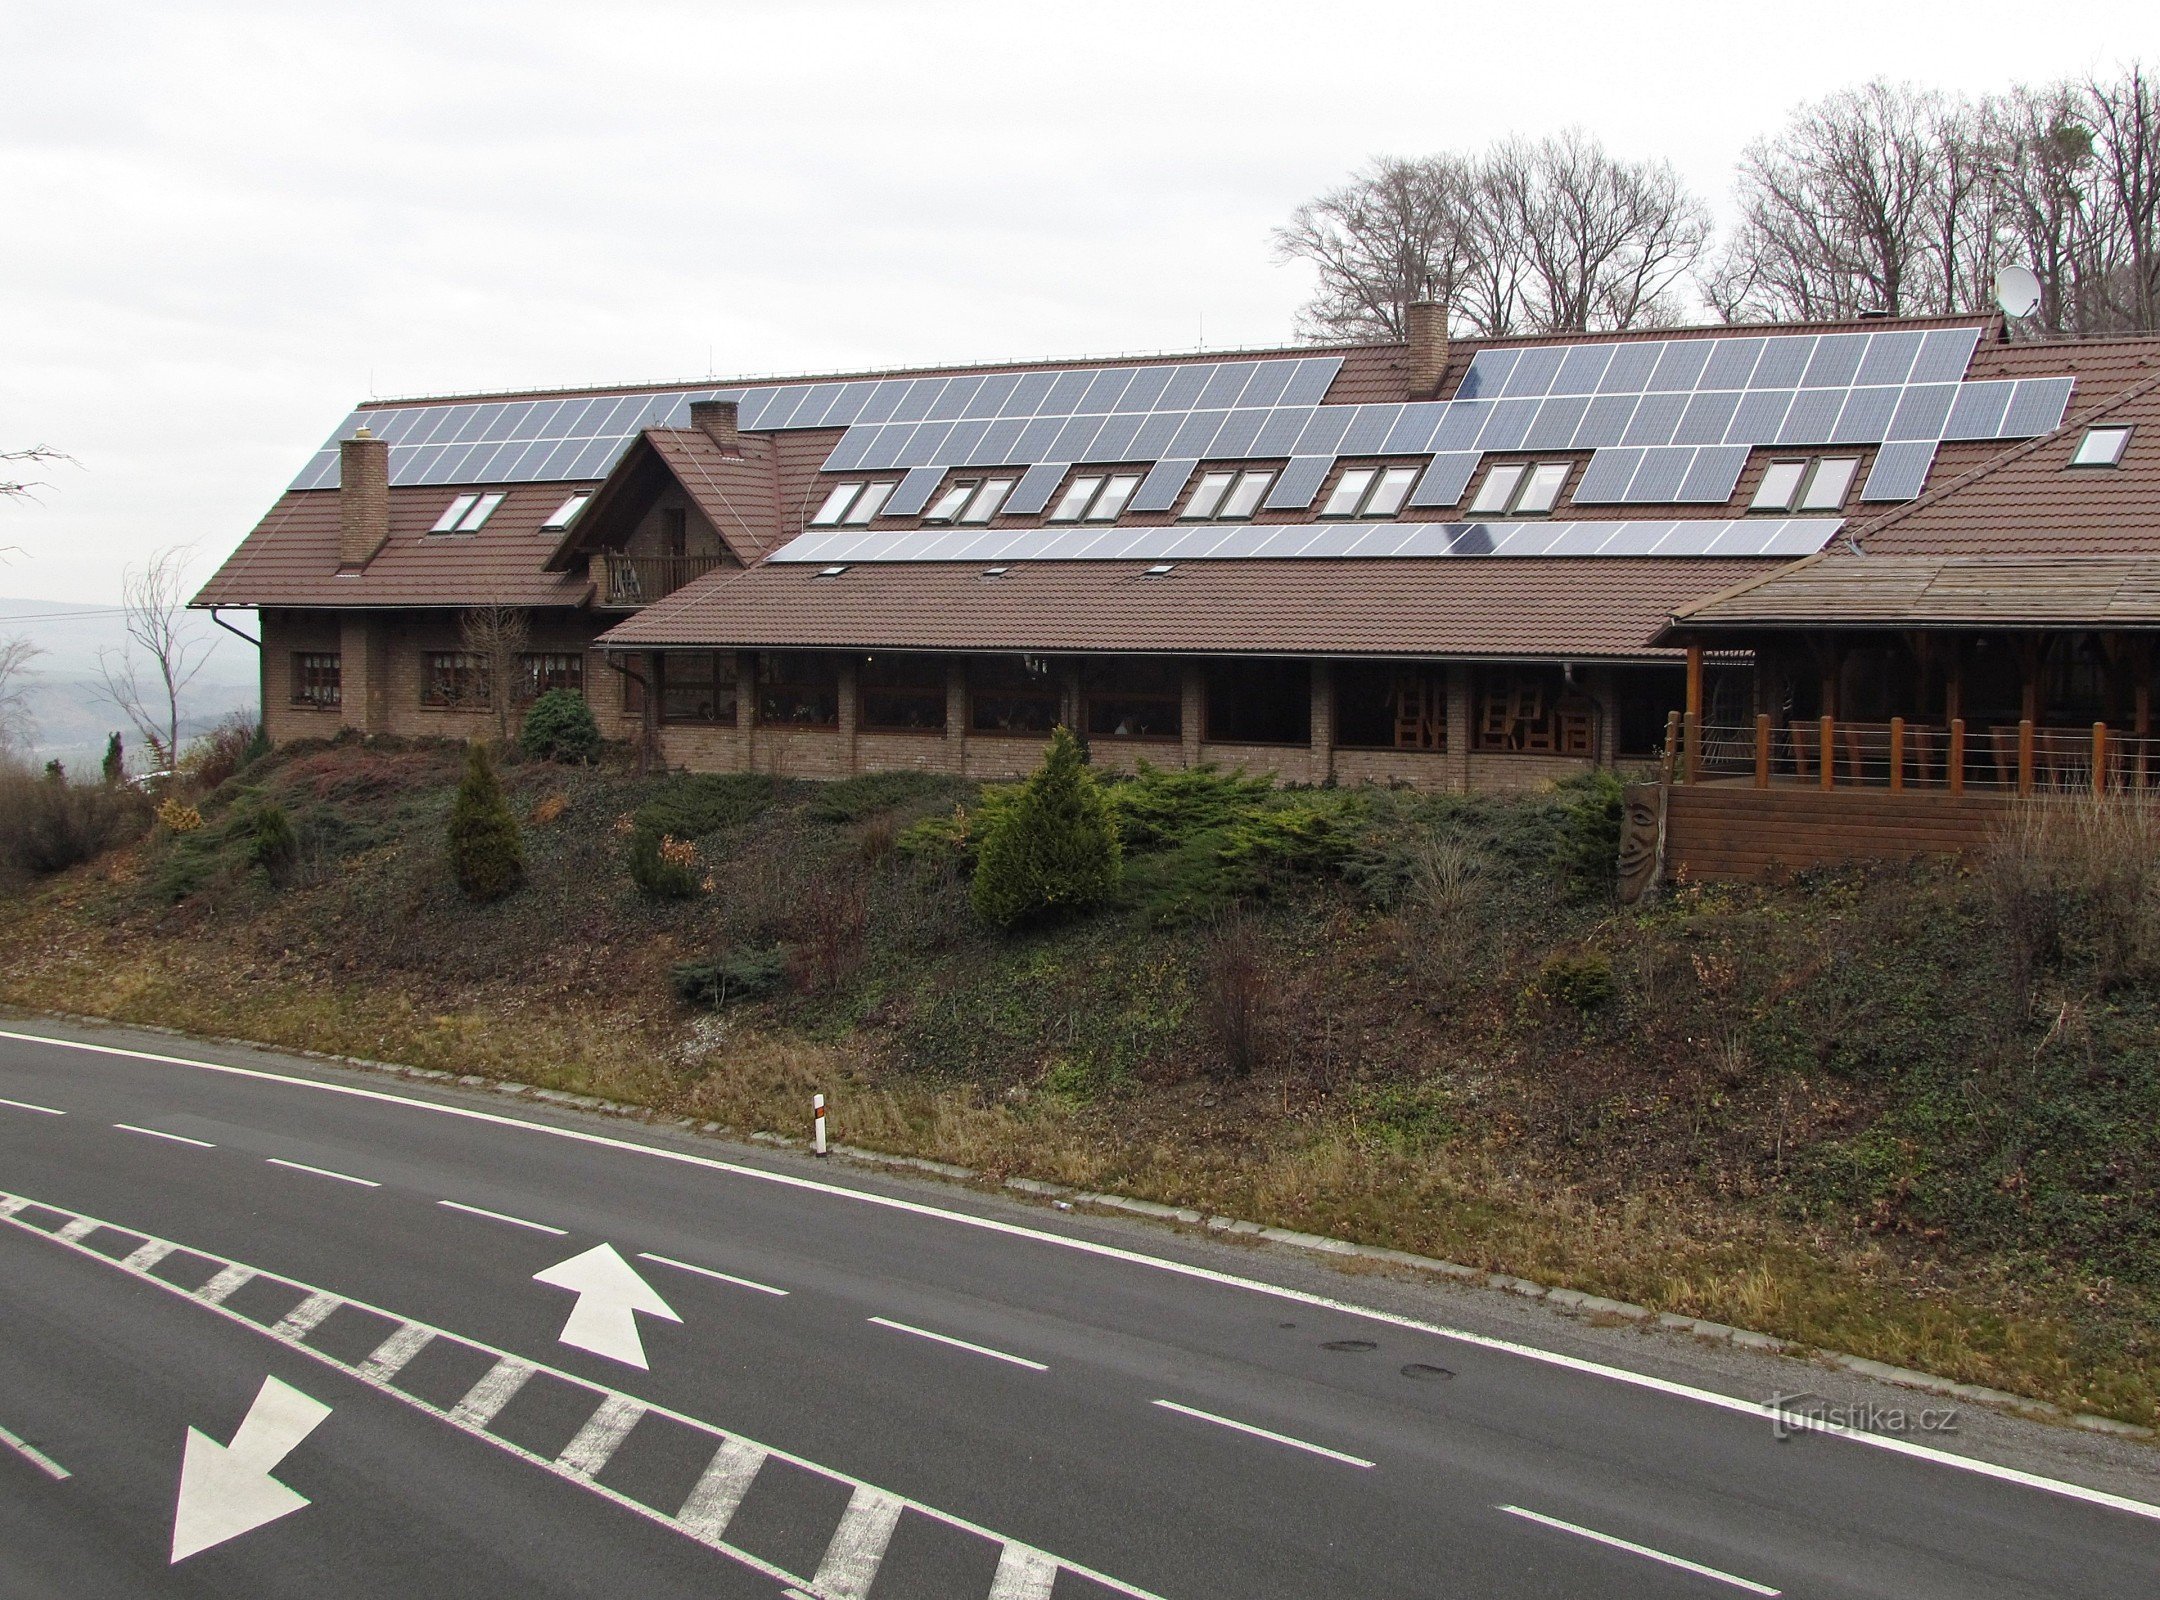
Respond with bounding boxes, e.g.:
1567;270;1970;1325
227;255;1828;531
810;481;899;526
811;483;861;525
431;492;505;534
1142;564;1176;577
814;565;849;578
2071;425;2132;468
1047;473;1144;523
1322;465;1420;518
959;478;1016;524
845;481;895;524
1181;469;1274;521
540;493;589;532
1467;462;1568;517
924;481;977;524
1751;457;1860;513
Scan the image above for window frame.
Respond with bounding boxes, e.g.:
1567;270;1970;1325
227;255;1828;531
2070;425;2133;469
1750;459;1809;512
858;654;948;734
519;651;585;703
810;482;862;526
754;650;841;729
1202;658;1311;746
540;493;589;532
420;651;491;709
291;652;341;709
967;655;1062;736
1797;455;1860;511
1081;658;1183;742
1321;464;1419;519
656;651;738;725
923;481;979;525
1469;460;1569;517
1180;468;1274;522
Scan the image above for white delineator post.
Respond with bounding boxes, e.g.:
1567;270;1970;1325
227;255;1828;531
813;1093;827;1157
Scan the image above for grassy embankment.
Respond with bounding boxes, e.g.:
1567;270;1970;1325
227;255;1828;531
1;737;2155;1426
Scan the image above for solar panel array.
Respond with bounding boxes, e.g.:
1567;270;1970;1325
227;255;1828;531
769;517;1842;565
287;356;1344;492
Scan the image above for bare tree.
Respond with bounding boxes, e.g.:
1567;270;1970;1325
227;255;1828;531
459;604;530;746
1274;135;1711;341
2085;64;2160;331
1706;81;1994;322
99;546;211;770
0;635;40;760
1983;84;2110;336
1;445;73;503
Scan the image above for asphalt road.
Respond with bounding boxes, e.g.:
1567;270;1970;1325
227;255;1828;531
0;1017;2155;1599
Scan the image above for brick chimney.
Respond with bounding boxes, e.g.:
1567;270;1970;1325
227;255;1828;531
338;427;391;569
689;398;741;454
1405;299;1450;399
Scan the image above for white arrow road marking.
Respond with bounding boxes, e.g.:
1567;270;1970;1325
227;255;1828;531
171;1376;331;1564
533;1243;681;1369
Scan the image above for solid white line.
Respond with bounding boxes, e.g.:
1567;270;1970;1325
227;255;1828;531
1498;1505;1782;1596
0;1422;69;1481
266;1157;381;1188
113;1123;215;1148
0;1095;63;1116
435;1199;566;1235
637;1252;789;1297
868;1316;1048;1372
10;1025;2158;1526
1150;1399;1375;1469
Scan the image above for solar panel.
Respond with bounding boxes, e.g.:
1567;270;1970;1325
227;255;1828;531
1408;452;1481;509
1004;462;1071;517
1129;458;1197;513
1862;439;1938;502
767;517;1846;565
882;466;947;519
1264;456;1336;511
1572;448;1642;503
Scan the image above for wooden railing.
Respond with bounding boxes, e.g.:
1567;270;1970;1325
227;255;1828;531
599;554;725;609
1669;710;2160;795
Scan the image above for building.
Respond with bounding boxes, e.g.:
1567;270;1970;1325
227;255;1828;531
194;307;2142;810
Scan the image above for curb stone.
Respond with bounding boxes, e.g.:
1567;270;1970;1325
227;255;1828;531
10;1007;2154;1444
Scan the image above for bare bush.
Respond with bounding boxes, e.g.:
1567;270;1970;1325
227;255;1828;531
1987;795;2160;1006
1196;916;1273;1079
0;635;39;757
100;546;211;769
789;870;869;992
0;765;150;882
179;712;259;793
459;605;531;746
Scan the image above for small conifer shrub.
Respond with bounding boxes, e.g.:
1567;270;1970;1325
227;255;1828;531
519;689;602;764
446;741;525;901
971;725;1122;928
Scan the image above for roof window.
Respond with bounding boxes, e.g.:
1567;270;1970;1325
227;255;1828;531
1751;456;1859;513
982;566;1010;579
430;492;504;534
814;564;849;579
1141;563;1176;577
1047;473;1144;523
2071;425;2132;468
811;480;899;527
1468;462;1568;517
1181;469;1275;522
1322;464;1422;518
540;493;589;532
923;477;1015;526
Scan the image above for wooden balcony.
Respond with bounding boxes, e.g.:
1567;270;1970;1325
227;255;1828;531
595;553;726;609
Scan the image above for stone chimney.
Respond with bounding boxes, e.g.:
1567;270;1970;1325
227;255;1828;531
1405;299;1450;400
689;398;741;454
338;427;391;569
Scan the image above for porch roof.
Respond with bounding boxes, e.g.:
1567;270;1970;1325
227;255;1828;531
1661;552;2160;636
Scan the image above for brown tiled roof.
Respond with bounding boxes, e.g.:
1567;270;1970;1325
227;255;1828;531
543;429;785;570
193;483;595;609
593;556;1782;661
1662;554;2160;630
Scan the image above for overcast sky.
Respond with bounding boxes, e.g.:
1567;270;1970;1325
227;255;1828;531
2;0;2151;609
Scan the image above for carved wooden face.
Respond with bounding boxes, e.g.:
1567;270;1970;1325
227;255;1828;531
1616;786;1663;904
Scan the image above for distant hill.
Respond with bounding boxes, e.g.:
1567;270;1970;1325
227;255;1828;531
0;597;259;776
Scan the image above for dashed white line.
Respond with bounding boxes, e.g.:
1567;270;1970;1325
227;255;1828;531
266;1157;380;1188
868;1317;1048;1372
113;1123;215;1148
637;1252;788;1297
13;1027;2159;1529
0;1421;69;1481
0;1095;63;1116
435;1199;565;1235
1149;1399;1375;1469
1498;1505;1781;1596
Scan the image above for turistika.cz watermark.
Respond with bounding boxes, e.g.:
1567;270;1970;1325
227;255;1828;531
1768;1390;1961;1442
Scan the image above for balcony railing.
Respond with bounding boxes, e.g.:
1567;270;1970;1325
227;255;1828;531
598;554;725;609
1667;711;2160;794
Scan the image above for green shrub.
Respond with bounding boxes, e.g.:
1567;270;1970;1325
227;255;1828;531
243;801;298;886
1552;769;1626;898
1539;949;1615;1010
628;827;704;899
897;787;1015;870
635;774;773;839
445;742;525;901
1104;763;1276;852
670;946;789;1007
971;726;1122;928
808;771;959;824
101;733;125;786
519;689;602;764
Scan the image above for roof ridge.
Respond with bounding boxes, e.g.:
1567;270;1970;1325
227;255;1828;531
1846;356;2160;550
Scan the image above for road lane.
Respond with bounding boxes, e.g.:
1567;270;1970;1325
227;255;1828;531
3;1019;2158;1598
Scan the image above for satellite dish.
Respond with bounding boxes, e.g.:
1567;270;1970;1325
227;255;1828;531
1994;264;2043;319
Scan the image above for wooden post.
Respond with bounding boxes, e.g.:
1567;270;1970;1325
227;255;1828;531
1754;713;1771;789
1949;718;1965;796
1819;715;1834;791
1889;716;1905;792
1660;710;1682;786
2094;721;2109;797
1683;646;1703;785
2018;717;2035;795
2136;659;2151;792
